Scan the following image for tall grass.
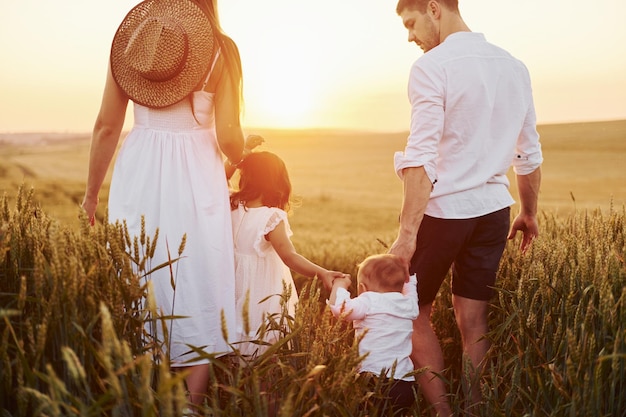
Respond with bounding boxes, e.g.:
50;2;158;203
0;186;187;416
1;186;625;416
483;208;626;416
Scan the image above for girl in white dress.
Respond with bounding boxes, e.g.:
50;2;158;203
228;151;348;356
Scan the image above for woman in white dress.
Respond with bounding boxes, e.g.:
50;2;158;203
81;0;249;407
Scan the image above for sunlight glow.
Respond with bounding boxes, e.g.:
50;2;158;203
251;53;318;128
0;0;625;132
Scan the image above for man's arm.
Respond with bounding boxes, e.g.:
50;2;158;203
388;166;433;264
508;167;541;252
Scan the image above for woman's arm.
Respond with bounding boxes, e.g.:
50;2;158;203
213;56;244;166
81;65;129;224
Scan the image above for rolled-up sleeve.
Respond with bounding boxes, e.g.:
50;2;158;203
394;60;443;184
512;69;543;175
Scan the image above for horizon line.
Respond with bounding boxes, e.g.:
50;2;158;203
1;117;625;136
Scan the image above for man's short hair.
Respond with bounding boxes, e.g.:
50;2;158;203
396;0;459;15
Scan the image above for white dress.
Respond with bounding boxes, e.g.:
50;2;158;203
107;58;236;365
231;204;299;356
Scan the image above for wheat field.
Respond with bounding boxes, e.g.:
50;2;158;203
1;120;625;416
1;119;625;242
1;119;625;285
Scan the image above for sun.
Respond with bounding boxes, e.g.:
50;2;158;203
260;81;315;127
245;56;319;129
230;6;328;130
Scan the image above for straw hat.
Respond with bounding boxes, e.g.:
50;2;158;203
110;0;215;108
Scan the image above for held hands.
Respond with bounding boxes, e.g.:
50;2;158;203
245;134;264;152
327;273;351;307
388;236;416;269
332;275;352;289
319;270;350;292
240;134;264;161
225;135;264;178
229;134;264;165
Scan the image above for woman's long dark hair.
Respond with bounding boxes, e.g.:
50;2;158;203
230;152;292;212
194;0;243;120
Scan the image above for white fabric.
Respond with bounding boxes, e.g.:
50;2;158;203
394;32;543;219
231;204;298;356
108;87;236;365
328;275;419;381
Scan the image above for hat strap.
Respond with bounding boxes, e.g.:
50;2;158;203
200;48;221;91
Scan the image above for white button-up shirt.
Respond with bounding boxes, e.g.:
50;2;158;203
394;32;543;219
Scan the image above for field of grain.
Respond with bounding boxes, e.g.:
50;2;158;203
1;119;624;250
1;120;625;416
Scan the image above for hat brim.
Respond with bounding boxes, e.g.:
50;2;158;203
110;0;215;109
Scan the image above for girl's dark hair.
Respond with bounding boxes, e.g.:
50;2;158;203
230;152;292;211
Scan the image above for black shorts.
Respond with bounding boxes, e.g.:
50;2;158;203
410;207;510;305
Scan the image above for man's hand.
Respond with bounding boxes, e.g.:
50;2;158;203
508;213;538;253
388;237;416;268
388;166;431;266
511;168;541;252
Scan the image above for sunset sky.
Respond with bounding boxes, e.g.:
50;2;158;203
1;0;625;133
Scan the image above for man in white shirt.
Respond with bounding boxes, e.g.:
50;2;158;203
389;0;543;415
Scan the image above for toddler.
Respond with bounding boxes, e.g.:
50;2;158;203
328;253;419;413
